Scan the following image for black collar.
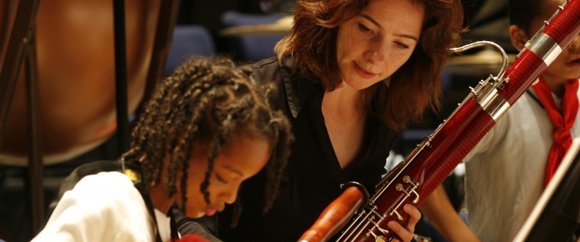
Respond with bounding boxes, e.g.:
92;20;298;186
278;56;324;118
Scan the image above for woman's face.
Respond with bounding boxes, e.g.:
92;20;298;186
336;0;425;90
179;134;271;218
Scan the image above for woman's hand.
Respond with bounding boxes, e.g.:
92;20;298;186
387;204;421;242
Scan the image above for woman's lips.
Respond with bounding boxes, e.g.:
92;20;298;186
353;62;377;79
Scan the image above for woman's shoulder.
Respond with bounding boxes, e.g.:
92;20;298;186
250;56;285;84
252;56;279;70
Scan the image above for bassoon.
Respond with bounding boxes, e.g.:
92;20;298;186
299;0;580;241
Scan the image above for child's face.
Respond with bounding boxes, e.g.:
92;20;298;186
181;134;271;218
530;0;580;82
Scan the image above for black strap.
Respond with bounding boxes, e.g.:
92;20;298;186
134;181;163;242
170;205;179;240
124;160;179;242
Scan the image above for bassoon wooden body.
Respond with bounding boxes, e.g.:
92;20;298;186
299;0;580;241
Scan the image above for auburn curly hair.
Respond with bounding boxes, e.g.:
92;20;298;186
276;0;465;131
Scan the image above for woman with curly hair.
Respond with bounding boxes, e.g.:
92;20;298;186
215;0;465;241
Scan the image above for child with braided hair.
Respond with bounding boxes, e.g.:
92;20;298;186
31;56;293;242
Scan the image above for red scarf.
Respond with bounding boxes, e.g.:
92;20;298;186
175;234;209;242
532;77;579;187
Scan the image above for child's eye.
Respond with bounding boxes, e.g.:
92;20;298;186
215;173;229;184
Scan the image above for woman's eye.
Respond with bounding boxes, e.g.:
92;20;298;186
395;41;410;50
357;23;371;33
356;22;377;40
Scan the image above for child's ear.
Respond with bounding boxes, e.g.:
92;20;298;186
509;25;528;51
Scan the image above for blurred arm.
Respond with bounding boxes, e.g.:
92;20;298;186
421;185;480;242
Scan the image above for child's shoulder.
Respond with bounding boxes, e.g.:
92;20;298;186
71;171;137;201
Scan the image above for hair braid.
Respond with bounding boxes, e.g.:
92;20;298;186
120;56;293;220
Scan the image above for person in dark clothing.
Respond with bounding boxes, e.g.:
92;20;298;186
213;0;465;241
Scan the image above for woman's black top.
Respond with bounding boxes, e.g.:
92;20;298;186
217;57;398;242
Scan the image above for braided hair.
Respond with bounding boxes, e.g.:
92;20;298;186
120;56;292;214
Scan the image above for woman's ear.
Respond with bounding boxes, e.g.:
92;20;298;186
508;25;528;51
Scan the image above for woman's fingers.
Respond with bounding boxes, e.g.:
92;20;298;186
387;204;422;242
405;204;421;230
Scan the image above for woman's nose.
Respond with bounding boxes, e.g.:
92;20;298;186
364;42;386;64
